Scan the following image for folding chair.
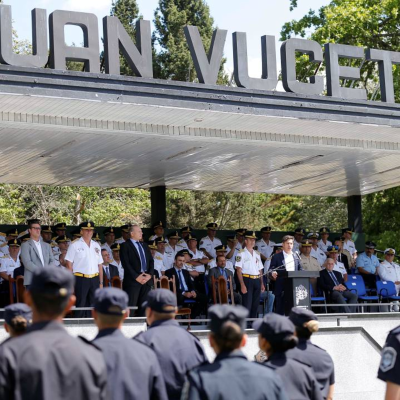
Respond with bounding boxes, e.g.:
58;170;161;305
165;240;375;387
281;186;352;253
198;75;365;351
377;280;400;303
345;275;378;312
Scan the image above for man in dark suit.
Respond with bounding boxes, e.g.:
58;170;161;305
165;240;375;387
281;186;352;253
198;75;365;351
268;235;302;315
319;258;358;313
101;249;120;286
120;224;154;315
165;251;207;318
208;255;242;305
333;237;349;270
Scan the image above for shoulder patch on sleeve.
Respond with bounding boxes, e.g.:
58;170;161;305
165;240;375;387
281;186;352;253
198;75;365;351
380;347;397;372
235;256;241;262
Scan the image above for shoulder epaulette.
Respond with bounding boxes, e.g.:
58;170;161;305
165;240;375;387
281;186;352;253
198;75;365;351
0;232;5;237
238;249;245;253
0;243;7;248
72;238;80;243
311;256;318;261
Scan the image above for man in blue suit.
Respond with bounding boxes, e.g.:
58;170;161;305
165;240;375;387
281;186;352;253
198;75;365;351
269;235;302;315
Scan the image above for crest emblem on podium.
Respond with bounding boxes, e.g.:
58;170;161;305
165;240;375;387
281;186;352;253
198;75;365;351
295;284;308;305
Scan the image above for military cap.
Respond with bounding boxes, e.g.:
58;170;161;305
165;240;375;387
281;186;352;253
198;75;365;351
235;228;247;236
80;221;95;230
54;223;67;230
93;233;101;242
206;222;218;230
244;230;257;239
55;235;70;244
342;227;353;234
8;238;21;247
94;287;128;315
333;236;343;243
176;249;190;258
385;248;396;255
181;226;192;233
30;266;74;297
41;225;53;233
186;234;197;242
339;236;345;242
155;236;168;244
215;244;228;252
301;239;312;247
70;228;82;238
226;235;236;241
327;245;339;253
19;233;30;242
167;231;180;239
120;224;131;233
289;308;318;327
111;243;121;251
103;227;115;235
294;228;306;235
4;303;32;326
142;288;177;313
5;228;19;237
208;304;248;334
365;241;377;249
273;243;283;250
261;226;272;233
253;313;295;342
307;232;319;239
148;240;157;250
319;227;330;234
152;221;164;230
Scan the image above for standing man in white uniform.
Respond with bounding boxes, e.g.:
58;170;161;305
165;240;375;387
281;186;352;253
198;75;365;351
256;226;276;263
199;223;222;260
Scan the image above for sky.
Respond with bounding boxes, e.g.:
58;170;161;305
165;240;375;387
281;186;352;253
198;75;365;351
7;0;332;78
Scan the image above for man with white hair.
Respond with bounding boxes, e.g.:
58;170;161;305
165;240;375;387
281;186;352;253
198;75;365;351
379;248;400;295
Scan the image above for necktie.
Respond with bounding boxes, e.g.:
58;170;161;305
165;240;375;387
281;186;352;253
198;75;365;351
136;242;146;273
178;269;188;292
105;266;110;286
329;271;339;286
219;268;229;290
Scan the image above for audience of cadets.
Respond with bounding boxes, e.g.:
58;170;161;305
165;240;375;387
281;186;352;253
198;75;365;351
208;244;235;274
254;313;323;400
318;227;332;254
199;223;222;260
182;305;288;400
110;243;124;281
208;254;242;305
327;245;348;281
234;231;264;319
378;248;400;295
299;239;321;294
308;232;327;267
319;258;358;313
269;235;302;315
177;226;192;249
378;323;400;399
53;235;70;267
101;249;120;286
293;228;306;252
287;308;335;400
165;251;207;318
333;237;350;271
164;231;182;270
256;226;276;263
0;267;108;400
100;227;115;259
356;241;380;289
149;221;165;241
2;303;32;342
115;224;131;244
92;288;168;400
65;221;104;318
0;228;19;255
136;289;207;400
342;227;357;266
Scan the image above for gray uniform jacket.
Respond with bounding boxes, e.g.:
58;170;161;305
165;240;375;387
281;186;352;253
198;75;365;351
20;239;55;285
0;320;108;400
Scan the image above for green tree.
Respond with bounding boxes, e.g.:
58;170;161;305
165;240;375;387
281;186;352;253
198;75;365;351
153;0;228;84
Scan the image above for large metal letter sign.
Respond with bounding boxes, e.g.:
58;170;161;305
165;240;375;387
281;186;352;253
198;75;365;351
232;32;277;90
281;38;324;95
366;49;400;104
325;43;367;100
49;11;100;73
103;18;153;78
184;26;227;85
0;5;47;68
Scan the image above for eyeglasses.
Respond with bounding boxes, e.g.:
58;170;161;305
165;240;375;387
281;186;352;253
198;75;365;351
30;227;41;231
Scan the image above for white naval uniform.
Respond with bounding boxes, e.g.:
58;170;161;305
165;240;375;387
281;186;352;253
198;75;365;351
65;237;103;274
177;238;189;250
234;248;263;275
0;243;9;256
226;245;238;265
318;239;332;253
199;236;222;260
153;251;166;276
343;240;357;257
333;261;347;277
110;259;124;280
293;240;301;253
208;258;235;274
101;242;114;259
311;247;327;267
379;260;400;295
164;244;180;270
256;239;275;259
115;237;126;244
0;255;21;278
188;249;207;273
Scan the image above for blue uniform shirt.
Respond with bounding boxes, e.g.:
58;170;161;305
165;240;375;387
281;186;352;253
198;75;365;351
356;252;380;274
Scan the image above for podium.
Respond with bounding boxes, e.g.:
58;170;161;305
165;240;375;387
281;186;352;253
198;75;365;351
283;271;320;315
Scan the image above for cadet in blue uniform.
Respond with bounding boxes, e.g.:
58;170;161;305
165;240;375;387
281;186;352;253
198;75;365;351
92;287;168;400
0;266;108;400
287;308;335;400
2;303;32;342
378;325;400;399
182;304;289;400
135;289;207;400
254;313;323;400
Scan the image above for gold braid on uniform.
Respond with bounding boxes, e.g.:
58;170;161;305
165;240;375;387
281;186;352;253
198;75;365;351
303;320;319;333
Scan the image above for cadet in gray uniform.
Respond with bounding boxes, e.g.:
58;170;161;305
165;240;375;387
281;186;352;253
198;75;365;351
92;287;168;400
254;313;323;400
287;308;335;400
0;266;108;400
182;304;288;400
135;289;207;400
2;303;32;341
